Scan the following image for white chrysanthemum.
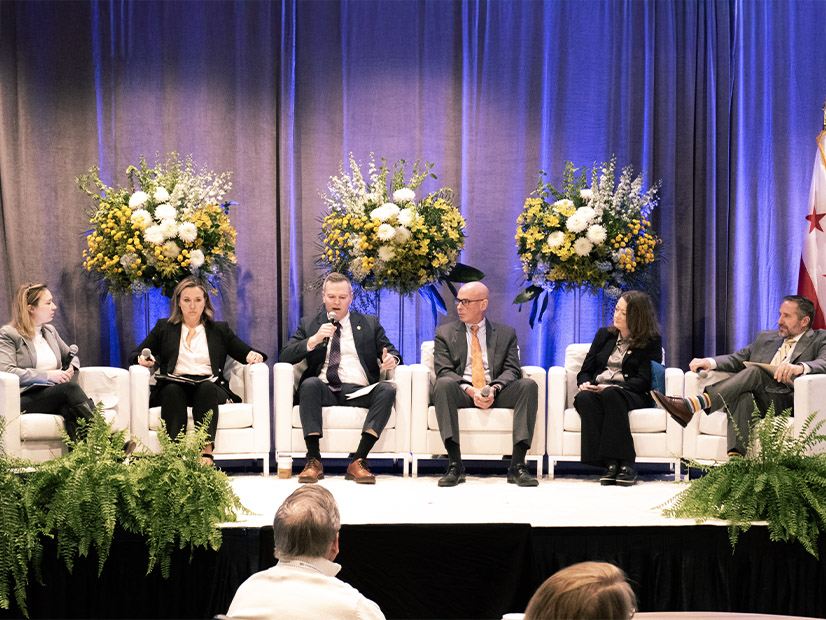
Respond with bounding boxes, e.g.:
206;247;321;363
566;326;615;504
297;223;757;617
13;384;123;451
377;223;396;241
129;191;149;208
394;226;411;244
566;214;588;233
159;218;179;239
547;231;565;247
580;188;593;200
392;187;415;204
397;208;415;227
575;206;596;223
154;203;177;221
369;205;388;221
119;253;138;268
130;209;152;228
574;237;594;256
144;225;164;245
351;260;368;280
162;240;180;258
378;246;396;262
553;198;574;210
189;249;205;269
153;187;170;202
586;224;607;244
178;222;198;243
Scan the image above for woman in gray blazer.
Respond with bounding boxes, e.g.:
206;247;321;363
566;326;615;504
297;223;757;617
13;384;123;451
0;282;94;442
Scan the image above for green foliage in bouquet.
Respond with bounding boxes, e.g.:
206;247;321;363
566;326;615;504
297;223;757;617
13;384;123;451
318;153;483;320
662;405;826;557
128;411;247;577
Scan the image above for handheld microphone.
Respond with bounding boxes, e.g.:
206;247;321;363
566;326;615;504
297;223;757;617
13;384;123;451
322;311;337;347
480;385;491;398
62;344;78;370
141;348;154;363
697;369;709;379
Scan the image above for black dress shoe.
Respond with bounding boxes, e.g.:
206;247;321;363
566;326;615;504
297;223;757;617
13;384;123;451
507;463;539;487
123;439;137;457
438;463;466;487
616;465;638;486
600;462;619;486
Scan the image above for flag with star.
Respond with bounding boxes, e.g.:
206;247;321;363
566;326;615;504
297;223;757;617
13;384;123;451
798;129;826;328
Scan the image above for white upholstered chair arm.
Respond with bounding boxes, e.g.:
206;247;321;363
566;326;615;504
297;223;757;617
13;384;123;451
546;365;567;456
0;371;22;456
664;367;685;456
392;365;411;453
522;365;546;454
245;362;271;453
129;365;152;448
78;366;130;433
273;362;296;453
409;363;431;454
794;374;826;453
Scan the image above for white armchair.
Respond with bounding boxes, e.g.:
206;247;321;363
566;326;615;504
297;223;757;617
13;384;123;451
547;343;683;480
0;366;130;462
683;370;823;462
409;341;546;478
129;360;270;474
273;362;411;474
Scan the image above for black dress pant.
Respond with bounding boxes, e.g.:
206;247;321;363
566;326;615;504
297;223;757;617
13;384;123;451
150;379;230;443
575;386;652;465
20;382;94;442
298;377;396;438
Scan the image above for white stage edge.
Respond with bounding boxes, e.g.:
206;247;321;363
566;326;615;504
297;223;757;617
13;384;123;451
222;474;728;529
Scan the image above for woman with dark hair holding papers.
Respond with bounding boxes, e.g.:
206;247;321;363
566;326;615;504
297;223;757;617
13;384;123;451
128;276;266;465
574;290;661;487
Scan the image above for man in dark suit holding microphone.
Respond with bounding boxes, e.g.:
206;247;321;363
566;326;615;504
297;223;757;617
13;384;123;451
432;281;539;487
280;273;401;484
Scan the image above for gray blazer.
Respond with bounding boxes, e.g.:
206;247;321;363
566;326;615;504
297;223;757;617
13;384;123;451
0;324;81;392
713;328;826;376
433;319;522;390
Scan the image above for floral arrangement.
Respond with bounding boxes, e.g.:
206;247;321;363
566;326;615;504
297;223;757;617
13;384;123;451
77;153;237;297
319;154;482;314
514;157;661;323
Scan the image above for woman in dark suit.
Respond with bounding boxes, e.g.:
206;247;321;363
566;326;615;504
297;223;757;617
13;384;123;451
574;290;662;487
128;276;266;465
0;282;94;442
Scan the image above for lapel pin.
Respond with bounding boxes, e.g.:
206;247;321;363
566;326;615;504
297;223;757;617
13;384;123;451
357;325;361;330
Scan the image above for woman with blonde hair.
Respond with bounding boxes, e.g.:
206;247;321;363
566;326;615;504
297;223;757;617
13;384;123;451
524;561;636;620
0;283;95;442
128;276;266;465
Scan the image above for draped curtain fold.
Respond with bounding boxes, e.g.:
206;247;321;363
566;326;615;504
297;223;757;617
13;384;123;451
1;0;824;369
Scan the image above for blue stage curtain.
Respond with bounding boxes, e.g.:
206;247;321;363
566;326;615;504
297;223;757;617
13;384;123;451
0;0;824;368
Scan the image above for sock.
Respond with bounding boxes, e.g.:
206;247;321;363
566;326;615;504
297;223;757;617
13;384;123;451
305;435;321;460
445;438;462;465
511;441;529;467
684;392;711;413
352;432;378;461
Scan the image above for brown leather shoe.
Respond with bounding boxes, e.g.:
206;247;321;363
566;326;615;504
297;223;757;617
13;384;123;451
298;458;324;483
345;458;376;484
651;391;695;427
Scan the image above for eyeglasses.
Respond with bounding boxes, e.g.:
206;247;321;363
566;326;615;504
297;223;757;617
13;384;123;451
455;298;487;307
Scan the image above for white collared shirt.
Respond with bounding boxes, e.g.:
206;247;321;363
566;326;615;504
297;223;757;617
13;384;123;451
174;324;212;376
462;320;490;384
319;313;369;387
226;555;386;620
33;329;59;371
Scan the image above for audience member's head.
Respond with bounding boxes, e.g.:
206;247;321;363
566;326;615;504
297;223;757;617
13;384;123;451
523;561;636;620
272;485;341;561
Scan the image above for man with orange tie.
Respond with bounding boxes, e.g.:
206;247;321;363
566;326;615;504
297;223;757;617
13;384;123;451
653;295;826;457
431;281;539;487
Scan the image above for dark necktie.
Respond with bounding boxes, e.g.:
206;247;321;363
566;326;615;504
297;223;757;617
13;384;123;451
326;322;342;392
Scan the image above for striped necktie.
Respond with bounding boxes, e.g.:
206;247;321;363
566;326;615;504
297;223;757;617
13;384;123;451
770;337;797;366
326;322;342;391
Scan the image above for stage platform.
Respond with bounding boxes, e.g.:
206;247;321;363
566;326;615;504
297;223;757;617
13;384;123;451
4;465;826;620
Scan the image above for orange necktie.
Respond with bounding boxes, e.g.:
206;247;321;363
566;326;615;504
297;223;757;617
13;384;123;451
470;325;486;389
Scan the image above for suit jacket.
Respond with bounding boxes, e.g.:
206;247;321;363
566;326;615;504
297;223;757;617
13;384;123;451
713;328;826;378
433;319;522;390
0;324;81;392
279;311;400;387
577;327;662;395
127;319;264;400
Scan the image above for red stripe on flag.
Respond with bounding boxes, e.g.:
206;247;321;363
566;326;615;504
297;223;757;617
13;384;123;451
798;257;826;329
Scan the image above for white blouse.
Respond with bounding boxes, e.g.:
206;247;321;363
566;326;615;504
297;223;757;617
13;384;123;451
173;324;212;376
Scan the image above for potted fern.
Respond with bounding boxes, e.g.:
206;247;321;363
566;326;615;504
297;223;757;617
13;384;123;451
662;405;826;557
